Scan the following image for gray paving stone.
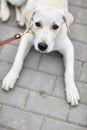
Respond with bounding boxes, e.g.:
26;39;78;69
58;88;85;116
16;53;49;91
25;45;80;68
0;127;8;130
0;62;11;81
69;0;87;8
70;5;87;25
48;51;61;57
80;63;87;82
69;104;87;127
0;47;2;54
41;117;87;130
53;77;65;99
38;53;81;80
24;47;42;70
17;68;56;94
0;106;42;130
0;85;29;109
70;23;87;43
77;82;87;105
25;91;70;121
74;61;81;81
0;44;17;64
73;41;87;62
38;54;64;76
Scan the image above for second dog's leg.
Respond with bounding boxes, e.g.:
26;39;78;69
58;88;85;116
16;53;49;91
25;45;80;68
0;0;11;21
15;7;25;27
2;33;34;91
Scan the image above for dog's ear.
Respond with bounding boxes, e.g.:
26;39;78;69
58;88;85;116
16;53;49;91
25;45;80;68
63;11;73;32
23;9;35;26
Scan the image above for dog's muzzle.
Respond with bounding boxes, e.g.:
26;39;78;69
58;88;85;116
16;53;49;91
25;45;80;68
38;42;48;51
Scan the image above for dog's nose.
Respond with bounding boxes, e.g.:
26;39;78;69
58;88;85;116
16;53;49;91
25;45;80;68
38;42;48;51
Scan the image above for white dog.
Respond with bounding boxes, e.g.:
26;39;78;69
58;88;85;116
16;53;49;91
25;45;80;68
1;0;80;106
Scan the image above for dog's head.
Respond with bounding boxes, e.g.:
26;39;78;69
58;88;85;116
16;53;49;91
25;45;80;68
24;7;73;53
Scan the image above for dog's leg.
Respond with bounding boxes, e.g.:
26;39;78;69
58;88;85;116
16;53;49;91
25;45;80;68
2;33;34;91
0;0;11;21
15;7;25;27
60;37;80;106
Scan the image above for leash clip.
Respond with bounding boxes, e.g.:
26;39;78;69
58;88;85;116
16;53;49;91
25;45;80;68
15;34;21;39
19;24;35;37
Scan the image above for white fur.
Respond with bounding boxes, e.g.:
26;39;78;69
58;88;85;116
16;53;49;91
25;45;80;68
2;0;80;106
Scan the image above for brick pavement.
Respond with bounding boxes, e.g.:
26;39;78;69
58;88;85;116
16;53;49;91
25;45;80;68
0;0;87;130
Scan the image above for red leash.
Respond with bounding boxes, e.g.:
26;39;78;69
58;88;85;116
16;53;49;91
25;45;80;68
0;34;21;46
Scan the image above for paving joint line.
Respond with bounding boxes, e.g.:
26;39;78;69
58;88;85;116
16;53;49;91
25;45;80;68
36;54;43;70
39;116;45;130
51;76;58;95
23;91;30;110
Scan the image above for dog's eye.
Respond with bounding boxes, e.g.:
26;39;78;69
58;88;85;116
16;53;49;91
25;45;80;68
35;22;41;27
52;24;59;30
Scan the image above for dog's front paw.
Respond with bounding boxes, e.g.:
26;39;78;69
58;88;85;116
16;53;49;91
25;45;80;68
66;84;80;106
2;72;18;91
